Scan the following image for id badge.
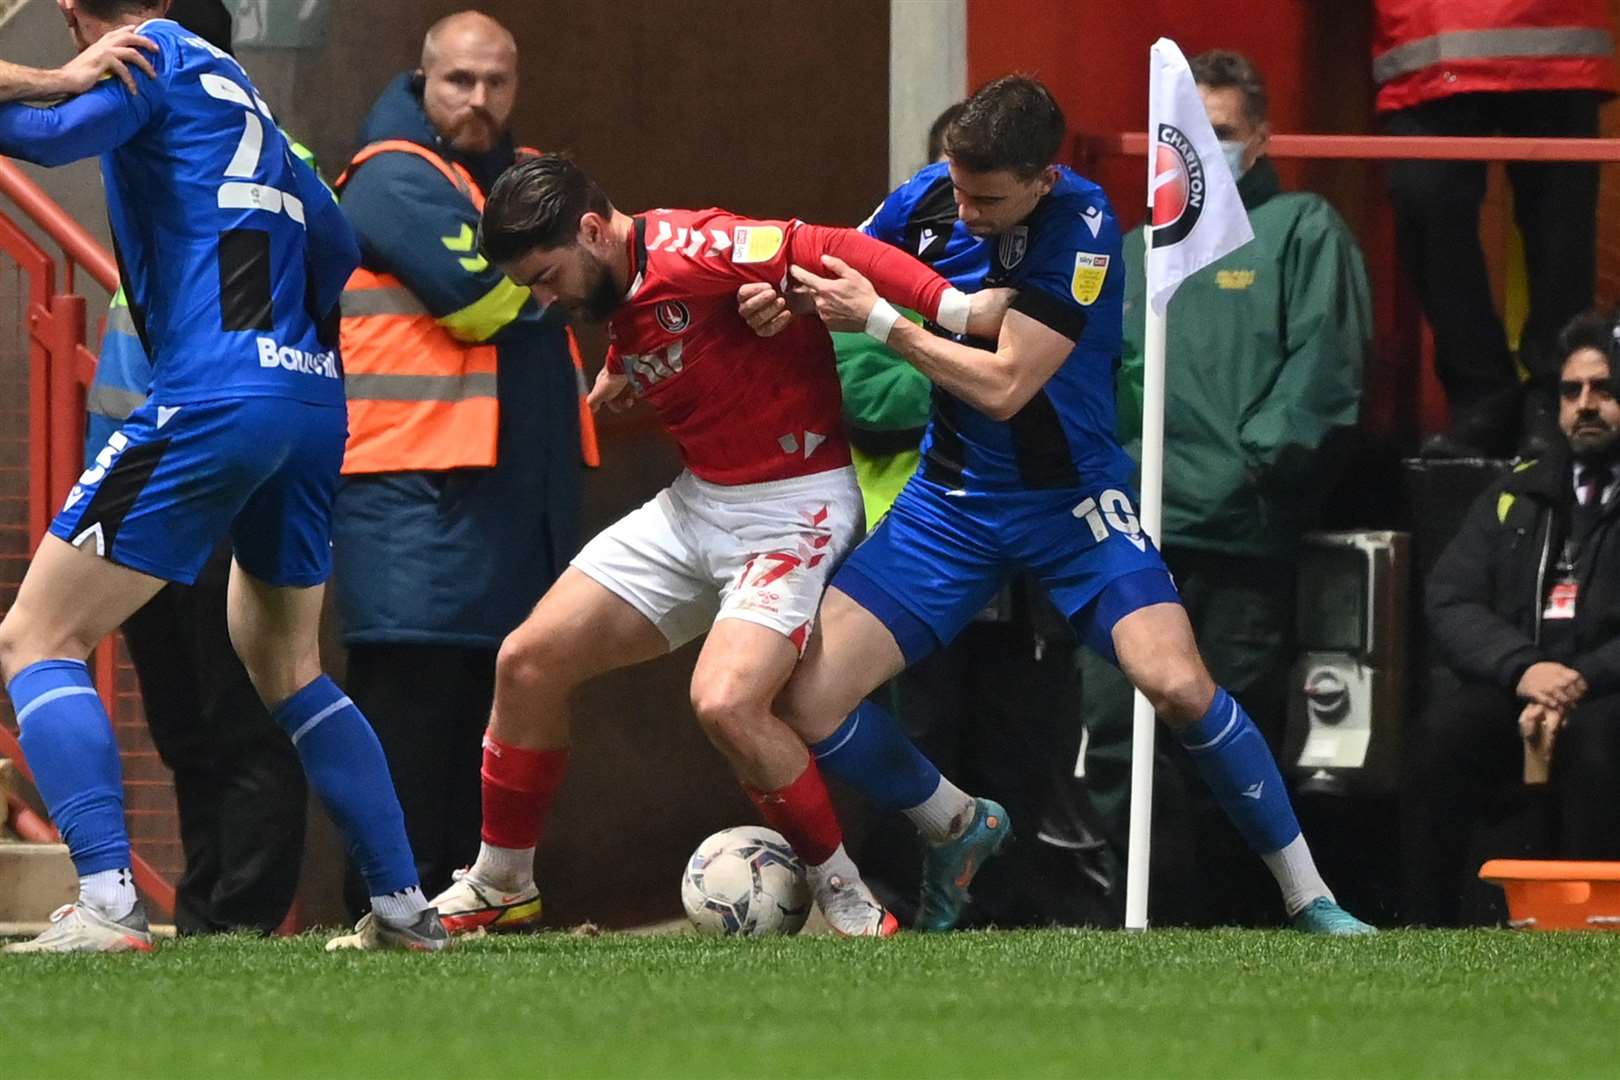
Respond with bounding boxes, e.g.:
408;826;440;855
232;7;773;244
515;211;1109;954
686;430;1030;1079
1543;580;1579;620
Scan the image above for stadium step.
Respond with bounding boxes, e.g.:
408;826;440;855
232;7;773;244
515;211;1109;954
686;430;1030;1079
0;842;77;927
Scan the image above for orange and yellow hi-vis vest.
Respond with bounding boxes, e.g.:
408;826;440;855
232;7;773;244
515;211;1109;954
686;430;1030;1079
335;140;598;474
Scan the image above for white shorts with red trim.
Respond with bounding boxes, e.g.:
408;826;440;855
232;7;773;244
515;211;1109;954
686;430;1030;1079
570;466;863;653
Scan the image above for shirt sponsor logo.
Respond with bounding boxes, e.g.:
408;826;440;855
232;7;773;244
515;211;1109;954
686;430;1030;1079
999;226;1029;270
1071;252;1110;306
257;337;339;379
731;225;784;264
655;300;692;334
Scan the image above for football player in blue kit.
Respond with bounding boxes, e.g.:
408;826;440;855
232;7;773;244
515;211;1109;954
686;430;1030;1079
772;75;1373;934
0;0;445;953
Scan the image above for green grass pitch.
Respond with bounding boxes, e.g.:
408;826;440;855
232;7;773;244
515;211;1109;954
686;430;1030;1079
5;928;1618;1078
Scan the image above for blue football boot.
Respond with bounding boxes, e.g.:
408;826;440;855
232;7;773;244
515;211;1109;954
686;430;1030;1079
915;797;1011;931
1291;896;1376;935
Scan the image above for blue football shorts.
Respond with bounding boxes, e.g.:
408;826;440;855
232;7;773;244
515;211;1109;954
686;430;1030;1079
50;396;345;588
834;474;1181;665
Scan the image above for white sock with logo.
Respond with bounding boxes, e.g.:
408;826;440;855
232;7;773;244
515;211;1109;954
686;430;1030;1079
370;885;430;926
1261;834;1334;917
904;778;976;844
805;843;861;888
470;842;536;892
80;867;137;920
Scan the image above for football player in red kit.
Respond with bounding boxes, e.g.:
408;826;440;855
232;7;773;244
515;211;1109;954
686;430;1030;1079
427;154;1006;936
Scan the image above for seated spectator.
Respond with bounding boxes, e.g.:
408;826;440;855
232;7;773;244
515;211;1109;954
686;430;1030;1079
1080;48;1370;927
1410;309;1620;926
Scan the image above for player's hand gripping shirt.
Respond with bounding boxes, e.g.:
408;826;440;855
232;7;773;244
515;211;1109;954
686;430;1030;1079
606;209;957;486
0;18;358;408
863;162;1134;493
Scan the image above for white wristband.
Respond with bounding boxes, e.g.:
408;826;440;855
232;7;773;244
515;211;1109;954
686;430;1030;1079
865;298;902;342
935;288;970;335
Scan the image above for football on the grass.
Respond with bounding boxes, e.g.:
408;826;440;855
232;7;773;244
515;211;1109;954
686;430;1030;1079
681;826;811;936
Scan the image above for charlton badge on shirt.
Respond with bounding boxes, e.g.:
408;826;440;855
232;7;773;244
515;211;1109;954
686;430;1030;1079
655;300;691;334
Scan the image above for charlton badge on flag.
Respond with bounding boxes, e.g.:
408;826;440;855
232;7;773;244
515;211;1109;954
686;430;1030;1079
1149;124;1205;248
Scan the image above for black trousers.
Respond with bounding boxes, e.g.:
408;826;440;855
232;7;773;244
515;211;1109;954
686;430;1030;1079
121;544;306;935
1404;682;1620;927
341;643;493;916
1080;548;1296;927
1385;90;1603;450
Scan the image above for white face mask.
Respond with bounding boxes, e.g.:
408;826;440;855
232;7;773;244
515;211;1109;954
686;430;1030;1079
1219;139;1250;181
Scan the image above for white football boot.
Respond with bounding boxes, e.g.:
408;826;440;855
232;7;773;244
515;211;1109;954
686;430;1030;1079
3;902;154;954
428;868;543;936
806;866;899;938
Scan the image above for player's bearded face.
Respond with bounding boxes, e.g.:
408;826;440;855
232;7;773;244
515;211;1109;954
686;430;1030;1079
574;248;622;323
947;163;1056;237
513;246;620;324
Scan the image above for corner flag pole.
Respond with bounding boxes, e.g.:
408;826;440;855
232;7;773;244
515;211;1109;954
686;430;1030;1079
1125;37;1255;932
1124;244;1167;932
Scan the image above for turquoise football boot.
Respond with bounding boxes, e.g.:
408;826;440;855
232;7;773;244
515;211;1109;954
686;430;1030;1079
914;797;1011;931
1291;896;1376;935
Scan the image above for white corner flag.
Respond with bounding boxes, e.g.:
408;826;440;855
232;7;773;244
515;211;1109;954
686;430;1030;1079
1145;37;1254;312
1124;37;1255;931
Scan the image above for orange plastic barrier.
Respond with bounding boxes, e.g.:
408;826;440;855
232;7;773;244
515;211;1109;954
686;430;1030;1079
1478;859;1620;931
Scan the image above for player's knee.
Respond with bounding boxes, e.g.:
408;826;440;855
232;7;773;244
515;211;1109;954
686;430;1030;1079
233;642;321;708
0;606;95;680
689;672;767;754
1139;661;1216;730
496;622;573;699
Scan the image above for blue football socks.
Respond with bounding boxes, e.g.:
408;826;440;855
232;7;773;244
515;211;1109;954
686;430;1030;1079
1178;686;1302;854
810;700;941;811
10;659;132;877
271;675;419;900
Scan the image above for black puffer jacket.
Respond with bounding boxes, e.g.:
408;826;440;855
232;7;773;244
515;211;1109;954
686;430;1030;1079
1426;449;1620;693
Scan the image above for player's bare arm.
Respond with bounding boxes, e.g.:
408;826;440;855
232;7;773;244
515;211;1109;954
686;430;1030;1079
737;278;1012;342
792;254;1068;421
0;29;157;101
586;364;635;414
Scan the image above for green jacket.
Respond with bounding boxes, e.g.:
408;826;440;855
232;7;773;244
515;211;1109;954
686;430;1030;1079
832;320;931;528
1119;159;1370;556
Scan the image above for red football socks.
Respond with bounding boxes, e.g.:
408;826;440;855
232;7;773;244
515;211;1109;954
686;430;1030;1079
480;734;569;850
743;756;844;866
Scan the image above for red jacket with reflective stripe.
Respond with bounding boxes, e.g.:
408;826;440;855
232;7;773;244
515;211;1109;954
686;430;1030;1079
1373;0;1617;112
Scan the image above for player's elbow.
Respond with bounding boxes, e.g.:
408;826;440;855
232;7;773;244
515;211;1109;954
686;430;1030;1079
981;376;1039;422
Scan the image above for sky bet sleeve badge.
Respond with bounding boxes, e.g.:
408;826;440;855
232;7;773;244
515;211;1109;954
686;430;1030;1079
1071;252;1109;306
731;225;785;264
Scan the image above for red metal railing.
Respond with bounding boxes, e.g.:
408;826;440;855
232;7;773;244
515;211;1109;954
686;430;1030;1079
0;157;176;919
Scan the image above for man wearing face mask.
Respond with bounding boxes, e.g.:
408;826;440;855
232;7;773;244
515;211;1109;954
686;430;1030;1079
1079;49;1372;927
1411;310;1620;925
331;9;582;914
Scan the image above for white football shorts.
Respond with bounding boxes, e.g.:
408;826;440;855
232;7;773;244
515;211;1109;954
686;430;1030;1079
570;466;864;653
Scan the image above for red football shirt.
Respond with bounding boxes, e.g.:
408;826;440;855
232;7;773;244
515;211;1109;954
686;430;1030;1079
606;208;954;486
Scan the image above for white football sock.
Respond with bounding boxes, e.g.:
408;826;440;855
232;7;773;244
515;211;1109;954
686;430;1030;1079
805;843;861;886
80;867;137;920
904;777;976;844
370;885;430;926
1261;834;1335;916
470;842;535;891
